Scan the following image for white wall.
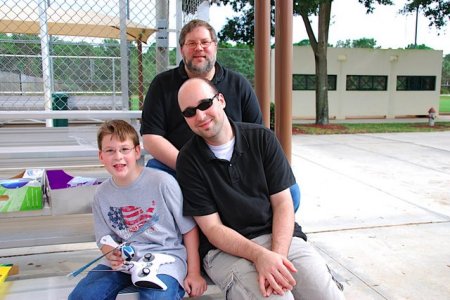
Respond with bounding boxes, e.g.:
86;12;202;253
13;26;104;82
271;47;443;120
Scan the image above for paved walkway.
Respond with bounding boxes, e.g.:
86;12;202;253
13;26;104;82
292;131;450;299
1;131;449;299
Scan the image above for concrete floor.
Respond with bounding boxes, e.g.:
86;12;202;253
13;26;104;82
292;131;450;299
1;130;450;299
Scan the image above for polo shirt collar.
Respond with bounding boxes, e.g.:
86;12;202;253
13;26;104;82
178;60;190;80
193;119;248;162
230;120;247;157
177;61;224;84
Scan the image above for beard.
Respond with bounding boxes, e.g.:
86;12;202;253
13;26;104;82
184;56;215;76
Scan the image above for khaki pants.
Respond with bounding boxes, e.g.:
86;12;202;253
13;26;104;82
203;234;344;300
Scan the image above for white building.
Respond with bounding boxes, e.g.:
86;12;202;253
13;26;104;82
272;47;443;120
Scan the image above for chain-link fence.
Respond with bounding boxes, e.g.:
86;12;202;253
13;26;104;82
0;0;255;115
0;0;166;112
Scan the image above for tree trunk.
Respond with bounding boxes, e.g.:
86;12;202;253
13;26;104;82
315;48;329;124
315;1;331;125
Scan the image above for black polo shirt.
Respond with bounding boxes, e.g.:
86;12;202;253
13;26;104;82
140;61;263;150
177;120;306;259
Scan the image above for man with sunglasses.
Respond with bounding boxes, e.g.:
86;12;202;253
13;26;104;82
176;77;345;300
140;19;300;211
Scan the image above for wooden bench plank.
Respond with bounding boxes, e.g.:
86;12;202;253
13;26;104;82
0;145;98;159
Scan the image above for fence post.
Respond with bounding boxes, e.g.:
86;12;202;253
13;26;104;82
38;0;53;127
119;0;129;110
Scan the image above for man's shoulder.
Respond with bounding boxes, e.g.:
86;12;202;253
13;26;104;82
214;62;246;84
219;64;245;80
234;122;274;144
146;66;185;102
236;121;270;132
178;136;199;155
152;66;181;81
177;137;209;167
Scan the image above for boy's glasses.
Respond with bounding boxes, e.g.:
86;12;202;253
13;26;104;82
181;94;219;118
184;40;214;49
102;147;135;156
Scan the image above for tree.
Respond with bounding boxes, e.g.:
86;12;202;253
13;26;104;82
335;37;379;48
352;38;379;48
217;0;449;124
292;1;393;124
335;39;352;48
402;0;450;29
0;34;42;78
218;1;273;45
217;42;255;85
294;39;311;46
405;43;433;49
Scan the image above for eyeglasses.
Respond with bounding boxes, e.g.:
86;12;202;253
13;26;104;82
184;40;215;49
102;147;135;156
181;94;219;118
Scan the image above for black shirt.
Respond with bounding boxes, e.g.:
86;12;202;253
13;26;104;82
140;61;263;150
177;120;306;259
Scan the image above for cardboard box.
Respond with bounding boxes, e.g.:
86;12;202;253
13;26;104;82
0;169;44;213
0;264;19;283
45;169;106;215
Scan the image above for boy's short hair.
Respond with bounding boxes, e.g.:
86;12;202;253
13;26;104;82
97;120;140;150
179;19;217;47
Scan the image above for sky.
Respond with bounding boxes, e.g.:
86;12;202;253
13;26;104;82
207;0;449;55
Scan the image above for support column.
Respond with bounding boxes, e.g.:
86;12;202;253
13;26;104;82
176;0;183;64
156;0;169;73
137;40;144;108
275;0;293;161
119;0;130;110
38;0;52;127
254;0;271;128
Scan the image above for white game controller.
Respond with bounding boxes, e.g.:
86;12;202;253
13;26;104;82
100;235;175;290
126;252;176;289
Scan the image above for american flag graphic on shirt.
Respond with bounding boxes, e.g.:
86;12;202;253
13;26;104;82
108;203;156;233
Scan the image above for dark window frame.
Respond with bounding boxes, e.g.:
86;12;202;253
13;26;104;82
292;74;337;91
346;75;388;91
396;76;436;91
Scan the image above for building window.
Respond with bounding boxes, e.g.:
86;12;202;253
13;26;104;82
293;74;337;91
397;76;436;91
346;75;387;91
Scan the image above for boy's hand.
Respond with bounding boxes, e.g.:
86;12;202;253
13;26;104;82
183;272;207;297
101;244;124;269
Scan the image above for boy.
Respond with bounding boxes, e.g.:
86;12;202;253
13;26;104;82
69;120;206;299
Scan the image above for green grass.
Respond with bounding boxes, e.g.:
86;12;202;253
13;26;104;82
130;96;140;111
293;122;450;135
440;94;450;113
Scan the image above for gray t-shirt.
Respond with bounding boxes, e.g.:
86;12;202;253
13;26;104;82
92;167;195;288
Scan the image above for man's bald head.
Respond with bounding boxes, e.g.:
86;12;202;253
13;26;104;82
178;78;218;109
177;78;230;145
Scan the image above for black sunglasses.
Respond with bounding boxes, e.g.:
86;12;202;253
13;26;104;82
181;94;219;118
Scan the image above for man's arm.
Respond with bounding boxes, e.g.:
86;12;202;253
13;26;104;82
194;213;296;297
140;72;181;170
142;134;179;170
270;188;295;256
